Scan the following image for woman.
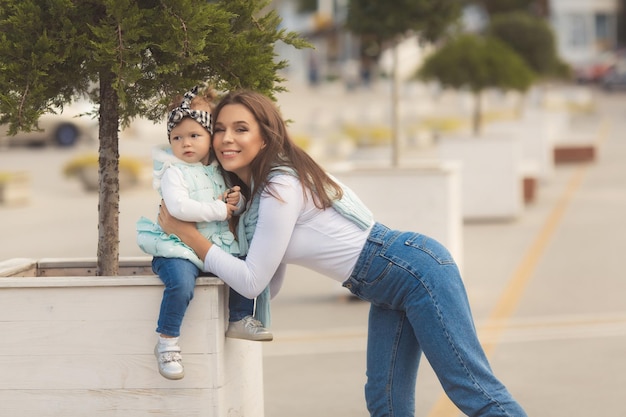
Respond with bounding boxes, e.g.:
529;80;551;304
158;90;527;416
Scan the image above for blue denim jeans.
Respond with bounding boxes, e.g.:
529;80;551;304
343;223;527;417
152;257;254;337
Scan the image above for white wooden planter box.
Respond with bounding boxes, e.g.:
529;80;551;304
332;161;463;271
438;135;524;221
0;257;264;417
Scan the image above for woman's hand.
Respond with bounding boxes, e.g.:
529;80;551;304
222;186;241;219
158;200;195;237
223;185;241;206
158;201;212;260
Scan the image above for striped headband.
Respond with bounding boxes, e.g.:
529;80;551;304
166;86;212;138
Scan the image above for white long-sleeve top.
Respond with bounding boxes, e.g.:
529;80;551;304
152;147;244;222
160;164;229;222
204;174;372;299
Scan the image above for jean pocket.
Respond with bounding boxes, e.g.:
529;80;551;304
403;233;456;265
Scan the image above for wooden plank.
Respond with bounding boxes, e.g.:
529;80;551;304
0;281;222;320
0;353;221;390
1;388;220;417
0;275;221;289
0;316;223;356
0;258;37;276
522;176;537;204
554;145;596;163
35;257;153;269
37;257;155;277
0;257;159;277
0;281;227;390
0;258;263;417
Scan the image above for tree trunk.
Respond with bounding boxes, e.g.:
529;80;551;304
97;72;121;276
391;37;401;167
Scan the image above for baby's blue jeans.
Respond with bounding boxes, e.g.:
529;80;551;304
152;256;253;337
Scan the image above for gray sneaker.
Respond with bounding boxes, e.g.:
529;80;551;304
154;342;185;380
226;316;273;342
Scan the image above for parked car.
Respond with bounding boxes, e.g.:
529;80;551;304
0;101;96;148
602;60;626;91
574;51;618;84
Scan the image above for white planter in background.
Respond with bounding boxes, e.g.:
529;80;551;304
485;109;569;182
438;135;524;221
332;161;463;271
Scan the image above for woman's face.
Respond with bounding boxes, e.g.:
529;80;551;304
213;103;266;185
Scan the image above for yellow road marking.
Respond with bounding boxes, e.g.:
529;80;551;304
426;118;610;416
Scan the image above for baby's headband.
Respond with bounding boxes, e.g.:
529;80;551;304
166;86;212;138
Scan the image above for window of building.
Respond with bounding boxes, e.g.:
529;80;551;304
565;13;590;48
595;13;616;50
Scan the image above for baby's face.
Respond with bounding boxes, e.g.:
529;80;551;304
169;118;212;165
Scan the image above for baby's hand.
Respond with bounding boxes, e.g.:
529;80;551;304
224;203;238;219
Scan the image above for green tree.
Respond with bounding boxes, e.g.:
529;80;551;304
296;0;317;13
346;0;463;45
472;0;538;16
487;11;570;79
345;0;463;166
417;34;535;135
0;0;309;275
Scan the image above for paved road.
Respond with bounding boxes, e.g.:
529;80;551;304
1;86;625;417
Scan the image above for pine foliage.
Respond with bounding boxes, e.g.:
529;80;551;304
0;0;309;274
0;0;308;131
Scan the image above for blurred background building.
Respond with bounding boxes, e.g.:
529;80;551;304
272;0;626;87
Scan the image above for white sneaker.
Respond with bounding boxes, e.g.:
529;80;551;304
226;316;273;341
154;340;184;380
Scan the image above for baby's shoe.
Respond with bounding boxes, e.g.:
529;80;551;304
154;336;184;380
226;316;273;341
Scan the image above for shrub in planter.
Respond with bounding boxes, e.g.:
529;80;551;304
0;171;31;205
417;33;535;136
63;153;147;192
341;123;392;146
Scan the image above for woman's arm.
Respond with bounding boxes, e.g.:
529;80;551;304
162;174;302;299
158;202;213;260
270;263;286;299
202;176;303;298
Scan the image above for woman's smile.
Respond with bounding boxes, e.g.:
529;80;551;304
220;149;241;158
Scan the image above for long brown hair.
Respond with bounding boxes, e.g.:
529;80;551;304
213;90;343;209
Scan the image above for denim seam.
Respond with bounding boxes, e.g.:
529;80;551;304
386;311;406;417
